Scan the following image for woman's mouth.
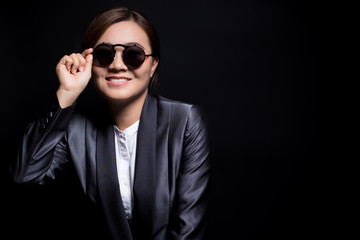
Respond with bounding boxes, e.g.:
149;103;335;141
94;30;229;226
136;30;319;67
105;77;131;86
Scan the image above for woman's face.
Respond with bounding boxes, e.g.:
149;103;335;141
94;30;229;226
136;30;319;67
92;21;158;103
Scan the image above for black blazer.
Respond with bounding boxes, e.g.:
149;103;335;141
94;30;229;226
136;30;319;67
11;93;211;240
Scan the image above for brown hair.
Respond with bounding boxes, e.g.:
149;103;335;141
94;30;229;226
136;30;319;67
82;6;160;88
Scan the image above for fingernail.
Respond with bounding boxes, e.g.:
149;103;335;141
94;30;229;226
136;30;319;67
79;66;85;72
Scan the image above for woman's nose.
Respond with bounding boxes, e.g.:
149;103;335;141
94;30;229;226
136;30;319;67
109;51;128;71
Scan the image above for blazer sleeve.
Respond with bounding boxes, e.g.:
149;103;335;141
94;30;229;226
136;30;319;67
10;98;76;185
167;106;211;240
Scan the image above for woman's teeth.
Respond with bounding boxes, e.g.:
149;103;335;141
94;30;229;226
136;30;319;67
108;78;129;82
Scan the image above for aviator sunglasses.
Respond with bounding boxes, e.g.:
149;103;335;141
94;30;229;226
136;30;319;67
93;42;153;68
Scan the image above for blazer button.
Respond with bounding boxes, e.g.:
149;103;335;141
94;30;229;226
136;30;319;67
48;112;54;118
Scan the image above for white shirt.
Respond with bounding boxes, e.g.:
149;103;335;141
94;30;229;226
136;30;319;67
113;120;139;220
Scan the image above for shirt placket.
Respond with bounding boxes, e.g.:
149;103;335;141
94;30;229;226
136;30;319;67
118;131;132;219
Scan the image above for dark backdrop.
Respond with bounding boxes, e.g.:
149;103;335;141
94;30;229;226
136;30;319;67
1;0;335;239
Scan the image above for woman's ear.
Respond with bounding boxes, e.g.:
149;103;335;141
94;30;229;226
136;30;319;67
150;57;159;78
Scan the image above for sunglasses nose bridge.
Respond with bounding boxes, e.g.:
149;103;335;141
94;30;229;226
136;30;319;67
109;49;128;70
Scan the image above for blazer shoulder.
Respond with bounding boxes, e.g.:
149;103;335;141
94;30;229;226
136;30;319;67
156;95;205;118
154;95;208;135
156;95;195;112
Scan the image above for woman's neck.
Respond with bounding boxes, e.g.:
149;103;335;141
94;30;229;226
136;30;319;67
106;91;147;131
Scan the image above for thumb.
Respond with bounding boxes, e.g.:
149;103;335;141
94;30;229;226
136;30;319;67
85;54;93;72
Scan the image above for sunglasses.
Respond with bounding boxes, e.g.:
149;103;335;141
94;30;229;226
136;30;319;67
93;42;153;68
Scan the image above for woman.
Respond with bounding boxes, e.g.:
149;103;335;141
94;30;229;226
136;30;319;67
11;6;210;240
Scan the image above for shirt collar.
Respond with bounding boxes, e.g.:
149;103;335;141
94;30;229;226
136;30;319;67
113;120;140;138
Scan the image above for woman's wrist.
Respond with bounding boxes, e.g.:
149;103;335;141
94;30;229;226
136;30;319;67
56;88;79;108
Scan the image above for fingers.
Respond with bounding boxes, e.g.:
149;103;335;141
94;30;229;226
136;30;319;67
59;48;93;75
70;53;85;74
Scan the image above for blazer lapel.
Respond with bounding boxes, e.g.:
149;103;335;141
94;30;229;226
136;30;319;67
96;122;133;240
132;94;157;239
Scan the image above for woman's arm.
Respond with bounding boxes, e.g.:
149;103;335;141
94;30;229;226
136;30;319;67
10;100;76;184
11;48;93;184
167;106;211;240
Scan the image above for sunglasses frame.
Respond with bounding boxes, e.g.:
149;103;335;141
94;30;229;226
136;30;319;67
93;42;153;68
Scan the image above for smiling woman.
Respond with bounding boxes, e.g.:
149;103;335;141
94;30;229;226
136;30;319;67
82;7;161;88
10;6;210;240
90;20;158;119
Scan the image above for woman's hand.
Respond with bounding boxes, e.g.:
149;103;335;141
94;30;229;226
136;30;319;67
56;48;93;108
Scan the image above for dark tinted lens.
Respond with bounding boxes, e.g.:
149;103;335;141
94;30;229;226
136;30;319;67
93;44;114;66
123;46;145;68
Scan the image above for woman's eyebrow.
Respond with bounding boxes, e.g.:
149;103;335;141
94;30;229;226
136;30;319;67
124;42;145;49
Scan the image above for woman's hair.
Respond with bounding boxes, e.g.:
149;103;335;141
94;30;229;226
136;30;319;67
82;6;160;88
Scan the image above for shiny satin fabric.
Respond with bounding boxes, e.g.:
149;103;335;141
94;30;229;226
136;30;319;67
11;93;211;240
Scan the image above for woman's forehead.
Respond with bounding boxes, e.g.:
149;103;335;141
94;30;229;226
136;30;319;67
96;21;150;49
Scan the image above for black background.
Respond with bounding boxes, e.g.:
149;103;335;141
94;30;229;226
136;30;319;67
0;0;339;239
